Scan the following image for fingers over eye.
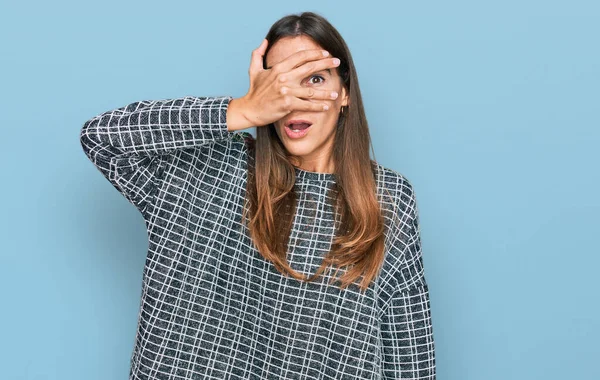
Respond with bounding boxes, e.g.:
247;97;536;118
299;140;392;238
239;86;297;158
292;97;329;112
289;87;338;100
275;49;331;73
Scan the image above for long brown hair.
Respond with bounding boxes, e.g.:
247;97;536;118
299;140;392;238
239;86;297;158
242;11;390;292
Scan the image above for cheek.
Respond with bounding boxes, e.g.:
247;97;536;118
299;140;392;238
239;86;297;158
311;97;342;113
318;108;340;129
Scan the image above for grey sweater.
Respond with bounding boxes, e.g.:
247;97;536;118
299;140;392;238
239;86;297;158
80;95;435;379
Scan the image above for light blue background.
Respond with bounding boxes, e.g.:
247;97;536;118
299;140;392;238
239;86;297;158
1;1;598;379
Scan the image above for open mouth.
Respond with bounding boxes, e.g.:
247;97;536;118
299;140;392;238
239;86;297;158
284;119;312;139
284;119;313;139
285;119;313;131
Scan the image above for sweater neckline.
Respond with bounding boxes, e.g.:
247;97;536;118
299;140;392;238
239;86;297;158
293;166;336;182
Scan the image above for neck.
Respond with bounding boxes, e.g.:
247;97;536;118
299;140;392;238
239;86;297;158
289;156;334;174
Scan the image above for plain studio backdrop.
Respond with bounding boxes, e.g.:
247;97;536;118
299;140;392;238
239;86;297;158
1;1;598;379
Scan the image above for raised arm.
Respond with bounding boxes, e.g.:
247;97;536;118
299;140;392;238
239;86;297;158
380;183;436;379
79;95;250;216
79;40;344;217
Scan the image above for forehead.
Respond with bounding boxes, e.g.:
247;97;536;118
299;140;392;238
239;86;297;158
266;35;323;67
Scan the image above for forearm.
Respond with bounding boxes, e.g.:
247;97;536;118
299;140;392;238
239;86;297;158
80;95;240;161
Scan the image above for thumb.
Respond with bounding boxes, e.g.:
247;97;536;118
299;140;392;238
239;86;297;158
249;39;268;74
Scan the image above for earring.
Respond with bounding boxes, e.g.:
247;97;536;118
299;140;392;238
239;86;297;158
340;105;346;115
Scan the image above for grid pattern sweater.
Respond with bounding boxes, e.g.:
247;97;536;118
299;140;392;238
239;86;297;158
79;95;436;380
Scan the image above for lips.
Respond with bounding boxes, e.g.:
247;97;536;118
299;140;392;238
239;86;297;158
283;119;312;139
285;119;313;131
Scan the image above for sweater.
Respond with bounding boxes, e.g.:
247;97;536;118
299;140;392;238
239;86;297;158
79;95;436;380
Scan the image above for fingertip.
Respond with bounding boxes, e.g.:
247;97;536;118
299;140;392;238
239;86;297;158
260;38;268;50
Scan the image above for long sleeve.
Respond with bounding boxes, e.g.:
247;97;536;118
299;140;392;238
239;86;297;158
380;184;436;379
79;95;239;216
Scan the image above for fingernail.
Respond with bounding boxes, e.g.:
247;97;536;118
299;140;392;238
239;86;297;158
331;91;338;98
333;58;340;65
323;104;329;110
323;50;329;57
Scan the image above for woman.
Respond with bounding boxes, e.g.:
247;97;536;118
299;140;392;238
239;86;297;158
80;11;435;380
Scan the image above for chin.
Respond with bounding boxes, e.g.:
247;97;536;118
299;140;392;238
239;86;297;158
282;140;314;156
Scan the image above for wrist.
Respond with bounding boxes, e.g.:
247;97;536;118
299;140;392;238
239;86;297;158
226;96;253;131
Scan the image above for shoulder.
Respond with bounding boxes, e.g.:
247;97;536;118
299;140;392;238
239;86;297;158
371;161;425;303
232;131;255;152
371;160;418;225
236;130;255;144
206;130;255;155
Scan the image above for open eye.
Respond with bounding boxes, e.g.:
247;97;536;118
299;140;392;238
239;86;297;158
307;74;325;85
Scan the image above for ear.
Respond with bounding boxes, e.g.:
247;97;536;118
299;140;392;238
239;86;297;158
340;86;349;107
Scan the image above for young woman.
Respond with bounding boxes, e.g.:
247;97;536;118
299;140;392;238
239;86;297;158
80;11;435;380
